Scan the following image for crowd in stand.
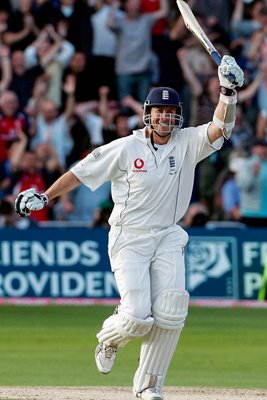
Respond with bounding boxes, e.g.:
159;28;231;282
0;0;267;228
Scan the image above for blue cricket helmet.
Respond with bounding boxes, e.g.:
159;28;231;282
143;87;183;130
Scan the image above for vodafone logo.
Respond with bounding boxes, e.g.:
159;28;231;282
134;158;144;169
132;158;147;173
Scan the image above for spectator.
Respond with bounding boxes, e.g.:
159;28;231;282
236;138;267;227
230;105;254;151
0;90;29;163
98;86;143;142
0;198;18;227
217;154;247;221
0;44;12;96
90;0;118;99
0;124;28;199
9;49;43;111
54;178;111;224
0;8;9;43
74;100;105;146
256;107;267;139
30;74;76;169
24;24;75;106
63;51;94;102
34;142;62;187
106;0;168;104
140;0;169;85
192;0;232;34
65;116;92;167
32;0;58;29
53;0;94;56
54;144;111;224
2;0;40;51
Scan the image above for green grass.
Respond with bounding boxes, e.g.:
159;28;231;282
0;305;266;388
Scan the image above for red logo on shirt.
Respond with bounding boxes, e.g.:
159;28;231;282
134;158;144;169
132;158;147;173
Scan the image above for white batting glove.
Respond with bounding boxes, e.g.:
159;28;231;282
218;55;244;89
15;188;49;217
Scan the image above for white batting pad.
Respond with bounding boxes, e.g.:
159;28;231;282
97;311;154;348
133;290;189;394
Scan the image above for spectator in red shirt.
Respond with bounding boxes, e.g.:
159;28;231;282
0;90;29;162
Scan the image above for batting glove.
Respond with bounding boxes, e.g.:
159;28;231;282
218;55;244;89
15;188;49;217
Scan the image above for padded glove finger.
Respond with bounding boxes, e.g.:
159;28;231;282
218;55;244;89
14;188;37;217
26;193;49;211
14;188;49;217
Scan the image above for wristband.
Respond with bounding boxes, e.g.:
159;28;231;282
40;193;49;206
220;86;236;96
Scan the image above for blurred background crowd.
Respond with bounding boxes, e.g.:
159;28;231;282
0;0;267;229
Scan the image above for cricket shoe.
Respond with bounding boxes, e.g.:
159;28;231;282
95;343;117;374
135;388;164;400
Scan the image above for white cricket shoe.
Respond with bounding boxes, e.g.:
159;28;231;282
135;388;164;400
95;343;117;374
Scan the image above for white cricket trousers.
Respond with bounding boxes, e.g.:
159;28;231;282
108;224;189;320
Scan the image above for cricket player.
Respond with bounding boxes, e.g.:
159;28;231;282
15;55;244;400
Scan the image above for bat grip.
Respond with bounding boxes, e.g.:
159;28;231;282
211;51;236;84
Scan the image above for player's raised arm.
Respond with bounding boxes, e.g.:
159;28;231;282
14;171;81;217
208;55;244;144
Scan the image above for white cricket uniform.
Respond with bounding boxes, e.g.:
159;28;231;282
71;124;223;319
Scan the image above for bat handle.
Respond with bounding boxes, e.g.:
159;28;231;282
211;51;236;84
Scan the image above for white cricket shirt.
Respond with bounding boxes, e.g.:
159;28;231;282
71;124;223;229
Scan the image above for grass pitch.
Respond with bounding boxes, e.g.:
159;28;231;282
0;305;266;389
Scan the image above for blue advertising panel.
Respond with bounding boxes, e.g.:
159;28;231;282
0;227;119;300
0;227;266;301
186;228;266;300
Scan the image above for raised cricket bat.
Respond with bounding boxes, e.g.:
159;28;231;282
176;0;235;82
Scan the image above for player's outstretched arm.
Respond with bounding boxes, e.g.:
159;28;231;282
208;55;244;144
15;171;81;217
